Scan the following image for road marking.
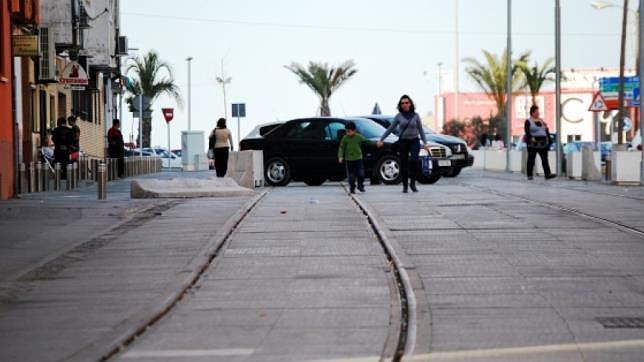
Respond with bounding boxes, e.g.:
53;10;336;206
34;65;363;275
309;338;644;361
412;339;644;361
121;348;254;358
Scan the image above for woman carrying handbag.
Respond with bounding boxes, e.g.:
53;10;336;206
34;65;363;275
208;118;234;177
525;105;556;181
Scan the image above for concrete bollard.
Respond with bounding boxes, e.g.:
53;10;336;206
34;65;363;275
42;162;49;191
28;162;36;193
35;162;43;192
73;162;79;188
66;164;72;191
54;163;61;191
97;162;107;200
19;163;27;194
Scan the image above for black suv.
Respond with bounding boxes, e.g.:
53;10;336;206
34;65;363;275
361;115;474;177
239;117;451;186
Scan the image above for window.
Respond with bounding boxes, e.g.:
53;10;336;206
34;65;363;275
326;122;346;141
287;121;326;140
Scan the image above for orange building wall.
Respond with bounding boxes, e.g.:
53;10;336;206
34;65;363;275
0;0;15;200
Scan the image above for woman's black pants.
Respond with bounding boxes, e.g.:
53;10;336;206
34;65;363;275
399;139;420;187
526;146;552;177
213;148;229;178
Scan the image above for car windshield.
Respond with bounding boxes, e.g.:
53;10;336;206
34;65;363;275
353;118;387;139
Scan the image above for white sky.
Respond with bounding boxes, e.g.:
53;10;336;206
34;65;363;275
120;0;638;149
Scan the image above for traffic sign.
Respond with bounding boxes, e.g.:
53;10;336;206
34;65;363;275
162;108;174;123
599;76;640;106
589;92;609;112
232;103;246;118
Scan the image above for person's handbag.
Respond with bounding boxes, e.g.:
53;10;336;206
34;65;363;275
391;118;413;153
70;151;80;161
421;155;432;176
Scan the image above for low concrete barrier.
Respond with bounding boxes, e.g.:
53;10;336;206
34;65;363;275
582;147;601;181
566;152;583;180
509;151;522;173
483;150;506;171
131;177;254;198
471;150;484;169
226;151;264;189
611;151;641;185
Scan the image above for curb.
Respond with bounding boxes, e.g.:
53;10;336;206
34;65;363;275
65;190;270;362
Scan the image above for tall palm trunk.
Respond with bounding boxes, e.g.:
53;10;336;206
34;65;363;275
142;117;152;148
320;98;331;116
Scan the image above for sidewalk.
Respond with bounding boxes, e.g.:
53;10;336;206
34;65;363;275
0;171;256;361
357;170;644;361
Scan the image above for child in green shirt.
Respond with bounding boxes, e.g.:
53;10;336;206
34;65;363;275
338;121;375;194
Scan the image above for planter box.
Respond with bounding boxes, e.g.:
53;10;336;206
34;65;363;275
610;151;641;185
566;152;582;180
470;150;485;169
509;151;522;173
484;150;506;171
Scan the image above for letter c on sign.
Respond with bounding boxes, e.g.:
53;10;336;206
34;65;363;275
562;97;584;124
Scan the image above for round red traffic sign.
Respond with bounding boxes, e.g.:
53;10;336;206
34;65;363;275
162;108;174;123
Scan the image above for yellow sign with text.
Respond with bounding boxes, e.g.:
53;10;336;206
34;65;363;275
12;35;39;57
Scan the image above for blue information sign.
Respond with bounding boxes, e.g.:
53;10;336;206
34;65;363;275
232;103;246;118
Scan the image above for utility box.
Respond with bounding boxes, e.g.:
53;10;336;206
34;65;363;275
181;131;205;171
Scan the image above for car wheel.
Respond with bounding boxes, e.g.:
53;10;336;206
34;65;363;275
376;155;401;185
264;157;291;186
443;166;462;178
304;177;326;186
417;173;441;184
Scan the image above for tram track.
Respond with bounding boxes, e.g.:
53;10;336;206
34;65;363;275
343;185;418;362
461;182;644;238
86;184;416;362
65;190;271;362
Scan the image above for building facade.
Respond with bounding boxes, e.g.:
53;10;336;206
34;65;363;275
0;0;124;200
434;68;639;145
0;0;41;200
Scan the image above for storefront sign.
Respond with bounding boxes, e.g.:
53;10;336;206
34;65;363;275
12;35;39;57
59;61;89;87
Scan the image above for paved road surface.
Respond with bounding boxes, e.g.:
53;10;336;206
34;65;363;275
1;169;644;361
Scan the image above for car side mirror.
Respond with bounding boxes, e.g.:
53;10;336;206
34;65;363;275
337;130;346;139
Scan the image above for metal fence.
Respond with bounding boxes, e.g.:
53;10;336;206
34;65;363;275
16;156;162;195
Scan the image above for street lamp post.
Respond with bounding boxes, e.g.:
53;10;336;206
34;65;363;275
216;61;232;119
454;0;460;121
505;0;512;172
186;57;193;131
555;0;563;175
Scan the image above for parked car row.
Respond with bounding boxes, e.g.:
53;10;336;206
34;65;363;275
240;116;473;187
125;147;182;168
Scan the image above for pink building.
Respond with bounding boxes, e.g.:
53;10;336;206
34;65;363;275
434;68;638;144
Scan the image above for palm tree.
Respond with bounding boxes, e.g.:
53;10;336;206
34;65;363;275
126;50;182;148
463;49;530;117
285;60;357;116
519;58;555;106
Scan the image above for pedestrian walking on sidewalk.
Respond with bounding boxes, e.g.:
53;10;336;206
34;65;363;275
377;95;430;193
338;121;375;194
208;118;234;178
68;115;81;162
52;117;73;179
108;119;125;178
525;105;556;180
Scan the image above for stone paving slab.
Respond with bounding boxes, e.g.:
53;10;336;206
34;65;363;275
357;170;644;361
116;186;394;362
0;186;254;361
